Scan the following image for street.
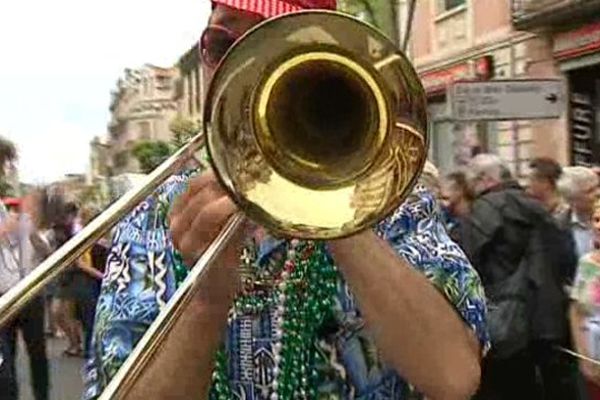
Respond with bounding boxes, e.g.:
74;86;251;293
16;337;84;400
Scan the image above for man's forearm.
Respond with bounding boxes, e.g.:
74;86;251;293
126;247;240;400
329;231;481;400
570;303;588;357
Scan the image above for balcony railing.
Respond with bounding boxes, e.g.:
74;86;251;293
512;0;600;30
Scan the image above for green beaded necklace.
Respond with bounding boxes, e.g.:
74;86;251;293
209;239;339;399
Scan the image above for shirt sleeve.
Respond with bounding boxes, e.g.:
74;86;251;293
82;172;193;400
570;255;600;307
376;185;491;355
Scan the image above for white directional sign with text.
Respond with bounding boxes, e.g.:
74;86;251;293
451;79;565;121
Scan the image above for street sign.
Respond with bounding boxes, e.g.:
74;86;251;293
450;79;566;121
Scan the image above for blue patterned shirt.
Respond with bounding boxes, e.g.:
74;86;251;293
82;171;489;399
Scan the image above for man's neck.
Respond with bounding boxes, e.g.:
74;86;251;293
574;208;592;225
545;193;562;213
454;201;470;217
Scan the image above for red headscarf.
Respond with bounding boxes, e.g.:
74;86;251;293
212;0;336;19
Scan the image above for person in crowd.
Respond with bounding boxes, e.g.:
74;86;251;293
570;198;600;400
52;202;103;358
441;170;474;244
0;191;51;400
0;199;20;400
75;207;106;359
527;157;569;218
0;334;13;400
52;214;84;357
461;154;577;400
419;160;441;200
82;1;489;399
558;167;600;258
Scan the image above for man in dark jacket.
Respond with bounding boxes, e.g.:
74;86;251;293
462;154;577;400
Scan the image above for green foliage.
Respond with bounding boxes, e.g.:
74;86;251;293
0;135;17;178
79;183;107;209
0;178;14;197
169;115;199;150
132;141;172;174
338;0;397;42
113;150;130;169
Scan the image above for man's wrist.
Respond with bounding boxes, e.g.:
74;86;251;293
327;230;381;275
192;263;239;307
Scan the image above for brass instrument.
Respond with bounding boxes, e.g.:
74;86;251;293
0;10;428;398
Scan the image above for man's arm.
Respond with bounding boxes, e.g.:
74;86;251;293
328;190;487;400
76;251;104;280
125;242;240;399
569;302;600;385
83;172;243;400
28;232;52;259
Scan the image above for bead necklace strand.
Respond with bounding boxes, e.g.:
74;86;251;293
210;239;338;399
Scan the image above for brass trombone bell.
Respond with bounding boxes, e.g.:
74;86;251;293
205;10;429;239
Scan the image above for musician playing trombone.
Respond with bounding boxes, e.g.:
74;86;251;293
83;1;490;399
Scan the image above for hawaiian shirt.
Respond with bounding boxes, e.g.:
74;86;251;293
571;254;600;360
82;171;489;400
571;254;600;316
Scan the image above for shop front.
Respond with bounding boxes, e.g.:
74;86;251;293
419;56;493;172
554;20;600;167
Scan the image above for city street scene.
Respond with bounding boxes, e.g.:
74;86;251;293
2;0;600;399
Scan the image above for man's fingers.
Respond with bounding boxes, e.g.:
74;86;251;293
177;196;238;263
170;172;217;217
178;180;223;229
170;181;223;249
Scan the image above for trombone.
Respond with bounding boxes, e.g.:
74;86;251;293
0;10;429;398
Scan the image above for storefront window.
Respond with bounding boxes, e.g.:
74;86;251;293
568;65;600;167
437;0;465;13
427;101;495;171
428;102;455;171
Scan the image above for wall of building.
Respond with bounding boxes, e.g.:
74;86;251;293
176;44;204;125
107;65;179;174
409;0;565;176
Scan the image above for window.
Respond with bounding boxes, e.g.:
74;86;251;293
113;150;129;169
437;0;465;13
143;78;152;96
187;76;194;115
139;121;152;140
195;67;201;113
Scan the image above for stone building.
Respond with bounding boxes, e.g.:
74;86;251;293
107;64;179;174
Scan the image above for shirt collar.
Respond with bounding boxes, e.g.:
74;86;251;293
571;211;590;229
256;235;286;265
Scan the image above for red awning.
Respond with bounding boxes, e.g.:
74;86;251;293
2;197;21;207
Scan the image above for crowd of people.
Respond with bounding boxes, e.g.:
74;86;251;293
2;152;599;400
0;189;108;400
439;154;600;400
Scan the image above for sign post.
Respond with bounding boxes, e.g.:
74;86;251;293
450;79;566;121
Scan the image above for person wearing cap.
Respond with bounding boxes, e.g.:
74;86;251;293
83;2;489;399
0;191;50;400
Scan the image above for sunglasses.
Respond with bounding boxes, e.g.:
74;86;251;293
200;24;242;68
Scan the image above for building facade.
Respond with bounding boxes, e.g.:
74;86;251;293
410;0;570;176
107;65;179;174
176;43;205;126
512;0;600;168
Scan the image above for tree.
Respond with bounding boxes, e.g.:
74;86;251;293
0;135;17;197
0;180;13;197
132;141;172;174
0;135;17;177
169;115;199;150
338;0;397;44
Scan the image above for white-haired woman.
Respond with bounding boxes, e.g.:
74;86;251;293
558;166;600;258
570;198;600;399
